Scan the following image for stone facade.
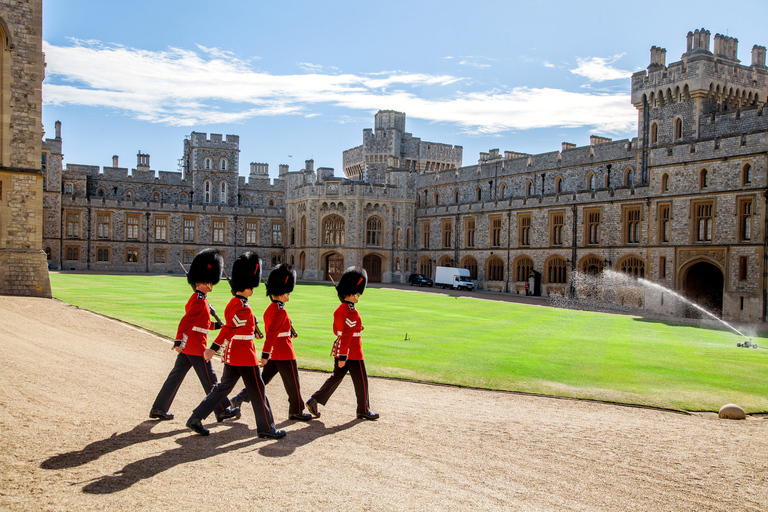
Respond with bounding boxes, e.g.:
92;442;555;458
0;0;51;298
42;28;768;322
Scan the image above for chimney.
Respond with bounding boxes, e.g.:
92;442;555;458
55;120;61;139
137;151;150;170
752;45;767;68
562;142;576;151
112;155;119;167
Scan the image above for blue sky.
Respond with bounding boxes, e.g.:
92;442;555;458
42;1;767;178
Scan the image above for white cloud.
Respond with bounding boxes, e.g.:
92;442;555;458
543;61;555;68
570;54;631;82
43;40;636;133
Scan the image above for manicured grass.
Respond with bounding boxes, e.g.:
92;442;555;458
50;273;768;413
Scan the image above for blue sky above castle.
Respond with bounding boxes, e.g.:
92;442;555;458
42;0;766;177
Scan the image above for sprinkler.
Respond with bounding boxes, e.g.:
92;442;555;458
737;338;758;349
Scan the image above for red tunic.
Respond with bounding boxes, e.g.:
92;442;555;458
213;295;258;367
332;302;364;361
175;291;217;356
261;300;296;361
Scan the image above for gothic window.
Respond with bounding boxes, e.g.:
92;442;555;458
271;222;283;245
490;216;502;247
154;249;167;264
518;213;531;246
405;228;411;249
126;215;139;240
674;118;683;141
547;256;567;284
366;217;382;247
742;164;752;185
555;176;563;194
152;191;161;202
619;257;645;279
476;187;482;201
487;256;505;281
651;122;658;144
395;227;401;248
204;180;212;203
499;183;506;199
658;204;670;244
220;181;227;204
699;169;708;190
461;256;478;280
454;189;459;203
588;173;596;190
585;209;601;245
300;216;307;245
179;193;187;203
97;248;110;262
434;191;439;206
739;256;748;281
739;197;753;241
126;249;139;263
96;188;105;197
624;206;641;244
242;197;250;206
205;158;211;170
465;218;475;248
66;212;80;238
154;217;168;241
421;221;431;249
625;169;634;186
65;247;79;261
526;180;533;196
183;218;196;243
125;189;134;201
441;219;453;249
693;201;713;242
65;183;72;194
268;198;275;207
550;211;564;246
213;220;226;244
97;214;110;239
661;173;669;192
515;256;533;282
246;221;258;245
323;216;344;245
220;158;227;171
659;257;666;279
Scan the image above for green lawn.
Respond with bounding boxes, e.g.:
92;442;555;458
49;273;768;413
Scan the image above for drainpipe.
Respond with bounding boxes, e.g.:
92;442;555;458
569;204;578;298
763;187;768;321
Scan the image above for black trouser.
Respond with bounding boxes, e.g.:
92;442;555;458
232;359;305;415
193;364;276;433
152;353;231;416
311;358;371;415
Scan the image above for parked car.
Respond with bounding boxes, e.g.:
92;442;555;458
408;273;433;287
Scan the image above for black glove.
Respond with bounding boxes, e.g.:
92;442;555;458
213;321;222;330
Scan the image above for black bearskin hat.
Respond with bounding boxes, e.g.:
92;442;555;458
187;248;223;290
336;266;367;301
266;263;296;297
230;252;262;294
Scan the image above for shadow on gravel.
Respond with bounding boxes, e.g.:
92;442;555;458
80;422;262;494
41;420;187;470
259;419;360;458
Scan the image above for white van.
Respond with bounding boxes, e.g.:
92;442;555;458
434;266;475;290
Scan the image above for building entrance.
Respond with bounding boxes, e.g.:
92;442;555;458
683;261;724;317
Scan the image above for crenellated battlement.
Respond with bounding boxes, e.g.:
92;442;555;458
188;132;239;149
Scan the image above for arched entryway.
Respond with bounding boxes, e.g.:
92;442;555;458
325;253;344;282
363;254;382;283
682;261;724;317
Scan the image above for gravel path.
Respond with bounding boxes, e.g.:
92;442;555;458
1;296;766;511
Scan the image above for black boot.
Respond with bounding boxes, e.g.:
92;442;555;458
149;408;174;421
186;416;210;436
216;407;241;423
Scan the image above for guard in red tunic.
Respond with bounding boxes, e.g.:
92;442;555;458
186;252;285;438
150;248;239;422
230;263;312;421
306;266;379;420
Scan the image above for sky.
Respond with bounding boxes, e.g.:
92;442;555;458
41;1;768;179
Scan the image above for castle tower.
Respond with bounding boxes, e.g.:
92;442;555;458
631;28;768;146
182;132;240;205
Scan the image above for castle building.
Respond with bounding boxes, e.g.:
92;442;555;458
0;0;51;297
42;28;768;322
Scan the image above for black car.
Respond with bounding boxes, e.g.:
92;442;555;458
408;273;433;287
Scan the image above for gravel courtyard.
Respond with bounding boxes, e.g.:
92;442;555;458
1;295;766;511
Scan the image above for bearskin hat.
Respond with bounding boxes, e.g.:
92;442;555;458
336;266;367;301
266;263;296;297
187;248;223;290
230;252;262;294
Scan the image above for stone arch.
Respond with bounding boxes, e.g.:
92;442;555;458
434;191;439;206
699;168;709;189
322;214;345;245
623;166;634;186
204;180;212;203
96;187;106;197
555;175;563;193
742;162;753;185
673;117;683;141
365;215;383;247
486;255;505;281
661;173;669;192
513;255;534;282
417;256;433;278
475;186;482;201
179;192;188;203
499;182;506;199
220;157;228;171
679;258;724;317
525;179;534;196
544;254;567;284
461;255;478;279
453;189;459;203
579;254;604;275
651;122;659;144
438;255;454;267
586;172;596;190
323;251;344;282
395;227;401;248
617;254;645;279
363;253;383;283
125;189;134;201
152;190;161;202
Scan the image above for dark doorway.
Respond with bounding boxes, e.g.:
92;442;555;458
363;254;382;283
325;253;344;282
683;261;724;317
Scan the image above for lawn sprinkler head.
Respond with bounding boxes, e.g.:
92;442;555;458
737;338;758;349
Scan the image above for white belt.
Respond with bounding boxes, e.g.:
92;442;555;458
353;332;362;337
337;331;343;336
192;326;209;334
278;331;292;337
231;335;254;340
